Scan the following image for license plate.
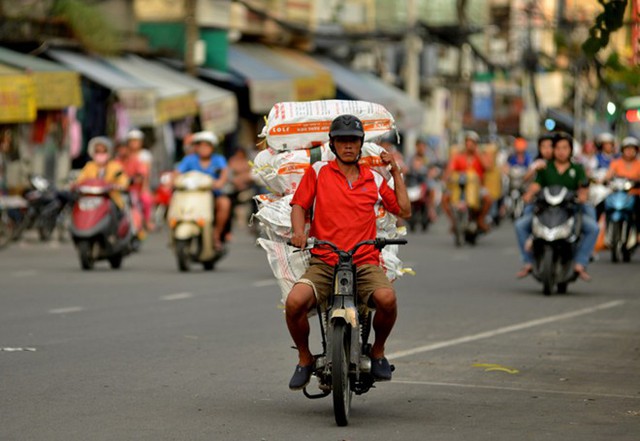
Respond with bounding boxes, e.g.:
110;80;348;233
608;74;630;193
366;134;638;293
79;197;103;211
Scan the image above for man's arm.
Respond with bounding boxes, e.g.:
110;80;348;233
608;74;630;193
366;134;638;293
381;150;411;219
290;204;307;248
522;182;541;204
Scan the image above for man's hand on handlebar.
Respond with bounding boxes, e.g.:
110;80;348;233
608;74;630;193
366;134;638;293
291;231;308;249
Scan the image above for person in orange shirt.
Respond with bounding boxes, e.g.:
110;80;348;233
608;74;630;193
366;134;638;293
75;137;129;210
606;136;640;184
442;131;494;231
606;136;640;232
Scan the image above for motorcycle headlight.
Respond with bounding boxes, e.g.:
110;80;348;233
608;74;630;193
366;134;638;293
532;217;574;241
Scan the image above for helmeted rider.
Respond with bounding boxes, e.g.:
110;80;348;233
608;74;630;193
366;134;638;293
286;115;411;390
606;136;640;233
175;131;231;251
442;130;494;232
75;137;129;211
595;132;617;170
515;132;599;281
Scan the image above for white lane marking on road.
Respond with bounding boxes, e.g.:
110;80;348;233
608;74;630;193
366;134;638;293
13;269;37;277
49;306;85;314
387;300;626;360
161;292;194;301
393;380;640;400
253;279;278;287
1;347;37;352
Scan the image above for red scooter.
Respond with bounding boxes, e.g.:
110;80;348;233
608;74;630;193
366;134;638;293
69;179;135;270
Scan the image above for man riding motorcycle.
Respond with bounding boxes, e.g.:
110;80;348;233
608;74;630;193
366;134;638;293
442;131;493;232
407;137;438;222
75;137;129;210
515;132;599;281
175;131;231;252
286;115;411;390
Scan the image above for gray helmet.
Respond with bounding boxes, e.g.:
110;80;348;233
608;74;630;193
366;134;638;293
621;136;639;150
464;130;480;143
87;136;113;158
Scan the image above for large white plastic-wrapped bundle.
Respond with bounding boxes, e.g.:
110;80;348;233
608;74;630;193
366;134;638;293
261;100;395;151
251;142;391;196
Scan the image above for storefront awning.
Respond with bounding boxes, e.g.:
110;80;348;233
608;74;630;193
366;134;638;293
315;57;424;132
105;56;199;124
0;46;82;110
48;49;157;126
125;57;238;135
228;45;295;114
234;44;333;103
0;63;36;123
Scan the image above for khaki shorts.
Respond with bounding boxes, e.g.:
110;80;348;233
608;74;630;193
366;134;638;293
297;257;393;307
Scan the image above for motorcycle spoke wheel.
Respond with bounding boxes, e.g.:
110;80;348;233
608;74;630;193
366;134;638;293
331;322;352;427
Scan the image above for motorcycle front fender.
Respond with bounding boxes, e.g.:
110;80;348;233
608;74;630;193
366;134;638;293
330;306;358;328
174;222;201;240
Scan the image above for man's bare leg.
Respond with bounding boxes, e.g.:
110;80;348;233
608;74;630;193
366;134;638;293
370;287;397;359
214;196;231;249
285;283;317;367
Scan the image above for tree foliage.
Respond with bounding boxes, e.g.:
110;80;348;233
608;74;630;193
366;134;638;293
52;0;120;54
582;0;628;57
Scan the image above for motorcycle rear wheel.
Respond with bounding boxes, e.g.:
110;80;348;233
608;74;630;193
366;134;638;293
108;253;123;269
332;321;352;427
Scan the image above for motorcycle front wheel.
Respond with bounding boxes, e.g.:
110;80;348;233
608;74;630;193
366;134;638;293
331;321;352;427
77;240;95;270
175;239;191;272
610;222;622;263
541;246;555;296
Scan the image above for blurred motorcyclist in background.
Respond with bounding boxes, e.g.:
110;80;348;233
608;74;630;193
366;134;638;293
576;140;599;177
75;137;129;211
126;130;154;230
222;146;255;240
606;136;640;233
442;131;493;232
407;137;438;221
595;133;618;170
175;131;231;251
505;137;532;169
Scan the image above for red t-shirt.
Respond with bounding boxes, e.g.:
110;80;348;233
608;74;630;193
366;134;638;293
116;157;148;192
449;153;485;179
290;160;401;266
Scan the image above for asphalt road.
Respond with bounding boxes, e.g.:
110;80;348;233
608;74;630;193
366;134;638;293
1;218;639;441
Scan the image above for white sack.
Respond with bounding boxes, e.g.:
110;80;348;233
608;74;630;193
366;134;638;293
262;100;395;151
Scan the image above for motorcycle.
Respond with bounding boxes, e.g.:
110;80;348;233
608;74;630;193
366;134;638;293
448;171;482;246
69;178;136;270
292;237;407;427
531;186;580;295
0;195;27;250
153;171;173;229
588;168;611;219
12;175;72;242
167;171;224;271
405;174;431;233
604;178;638;263
504;166;527;220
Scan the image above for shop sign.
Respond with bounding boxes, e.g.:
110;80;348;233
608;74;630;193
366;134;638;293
33;71;83;109
134;0;185;21
156;93;198;123
249;80;295;114
0;75;36;123
200;95;238;135
117;89;156;126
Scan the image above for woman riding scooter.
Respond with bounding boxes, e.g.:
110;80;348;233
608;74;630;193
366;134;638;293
75;137;129;209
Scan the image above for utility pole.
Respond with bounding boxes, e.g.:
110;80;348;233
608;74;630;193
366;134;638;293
185;0;198;76
403;0;421;157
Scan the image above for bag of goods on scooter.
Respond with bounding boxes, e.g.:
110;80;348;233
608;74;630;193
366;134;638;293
251;142;392;196
261;100;396;151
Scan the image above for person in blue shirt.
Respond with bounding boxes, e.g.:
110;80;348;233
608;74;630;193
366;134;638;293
175;131;231;251
595;132;617;170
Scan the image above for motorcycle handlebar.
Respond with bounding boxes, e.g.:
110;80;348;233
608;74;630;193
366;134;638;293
287;237;407;254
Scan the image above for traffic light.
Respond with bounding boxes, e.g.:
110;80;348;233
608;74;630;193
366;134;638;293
625;109;640;123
